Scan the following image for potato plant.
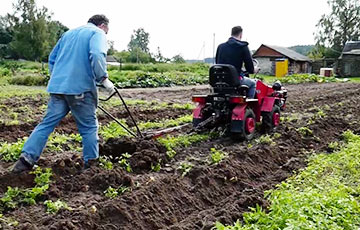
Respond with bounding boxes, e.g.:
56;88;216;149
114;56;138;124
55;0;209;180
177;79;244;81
209;148;227;165
178;161;193;177
0;167;52;212
104;185;130;199
137;114;192;131
44;200;70;214
157;133;213;159
214;131;360;230
0;138;26;162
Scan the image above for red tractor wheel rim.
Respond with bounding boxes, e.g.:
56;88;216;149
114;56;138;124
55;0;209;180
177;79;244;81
273;112;280;126
245;117;256;134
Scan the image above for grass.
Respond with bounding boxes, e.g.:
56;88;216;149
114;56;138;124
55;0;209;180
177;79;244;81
213;130;360;230
0;85;47;98
348;77;360;82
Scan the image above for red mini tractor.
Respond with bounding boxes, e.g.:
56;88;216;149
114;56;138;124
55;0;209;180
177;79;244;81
192;64;287;140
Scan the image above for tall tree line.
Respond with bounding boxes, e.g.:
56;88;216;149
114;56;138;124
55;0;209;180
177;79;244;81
0;0;68;61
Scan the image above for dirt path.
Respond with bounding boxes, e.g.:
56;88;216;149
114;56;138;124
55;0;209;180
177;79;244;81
1;82;360;230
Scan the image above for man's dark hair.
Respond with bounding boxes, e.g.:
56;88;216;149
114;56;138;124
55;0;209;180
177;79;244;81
231;26;243;36
88;14;109;26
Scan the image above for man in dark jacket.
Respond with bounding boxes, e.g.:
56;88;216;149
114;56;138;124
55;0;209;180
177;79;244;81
216;26;257;98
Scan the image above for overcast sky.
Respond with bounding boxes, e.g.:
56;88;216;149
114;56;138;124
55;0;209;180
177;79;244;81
0;0;330;60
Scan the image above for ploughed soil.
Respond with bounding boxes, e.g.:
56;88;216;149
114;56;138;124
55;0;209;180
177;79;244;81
0;83;360;229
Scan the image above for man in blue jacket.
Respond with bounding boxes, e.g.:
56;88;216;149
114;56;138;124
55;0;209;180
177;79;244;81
12;14;115;173
216;26;257;98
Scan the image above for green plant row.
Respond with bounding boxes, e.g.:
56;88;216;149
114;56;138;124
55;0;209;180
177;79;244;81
0;167;52;213
137;114;192;130
0;133;82;162
0;138;26;162
99;115;193;141
107;62;209;74
158;133;215;158
277;73;341;84
109;70;208;88
214;130;360;230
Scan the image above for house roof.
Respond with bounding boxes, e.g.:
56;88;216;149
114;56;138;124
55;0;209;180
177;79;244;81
254;44;311;62
342;41;360;55
106;55;119;62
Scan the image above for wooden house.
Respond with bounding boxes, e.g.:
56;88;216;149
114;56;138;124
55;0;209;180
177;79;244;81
337;41;360;77
253;44;312;76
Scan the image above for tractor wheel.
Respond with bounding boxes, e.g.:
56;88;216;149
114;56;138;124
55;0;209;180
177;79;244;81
261;105;281;133
231;108;256;141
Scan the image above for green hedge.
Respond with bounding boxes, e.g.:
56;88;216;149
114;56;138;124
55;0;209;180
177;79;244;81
109;70;208;88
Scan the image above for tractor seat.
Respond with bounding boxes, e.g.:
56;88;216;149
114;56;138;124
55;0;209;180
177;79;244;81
209;64;240;87
209;64;247;95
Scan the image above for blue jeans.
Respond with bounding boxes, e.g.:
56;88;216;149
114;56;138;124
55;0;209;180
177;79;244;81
21;91;99;165
241;77;256;98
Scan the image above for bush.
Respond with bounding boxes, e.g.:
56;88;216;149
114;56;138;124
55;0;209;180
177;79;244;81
0;67;11;77
9;74;48;86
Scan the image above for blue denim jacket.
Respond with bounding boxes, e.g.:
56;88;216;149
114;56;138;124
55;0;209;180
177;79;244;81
47;23;108;95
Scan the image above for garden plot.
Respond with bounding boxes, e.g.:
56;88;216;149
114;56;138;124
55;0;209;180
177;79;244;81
0;83;360;229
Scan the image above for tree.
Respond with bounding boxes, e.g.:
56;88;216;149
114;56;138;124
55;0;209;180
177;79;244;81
6;0;68;61
107;40;116;56
48;20;68;46
128;47;153;63
128;28;150;53
154;46;169;63
172;54;185;63
0;16;13;59
314;0;360;57
113;50;130;63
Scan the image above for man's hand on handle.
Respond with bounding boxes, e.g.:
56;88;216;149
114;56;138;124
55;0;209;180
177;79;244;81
102;78;115;95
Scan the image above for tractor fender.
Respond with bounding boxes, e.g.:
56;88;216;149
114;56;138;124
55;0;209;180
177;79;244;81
193;103;206;119
231;104;247;121
261;97;277;112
